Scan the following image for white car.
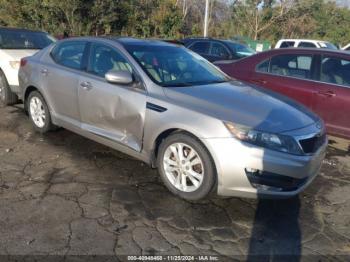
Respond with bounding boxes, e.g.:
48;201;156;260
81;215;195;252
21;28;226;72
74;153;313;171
275;39;338;50
342;43;350;51
0;27;55;106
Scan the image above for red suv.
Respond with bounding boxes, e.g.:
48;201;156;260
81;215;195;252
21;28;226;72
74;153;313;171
217;48;350;139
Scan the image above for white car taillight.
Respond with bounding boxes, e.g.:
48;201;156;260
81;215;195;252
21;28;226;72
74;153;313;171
20;58;27;68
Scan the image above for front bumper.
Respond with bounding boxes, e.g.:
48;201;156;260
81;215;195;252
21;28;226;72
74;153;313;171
203;136;327;199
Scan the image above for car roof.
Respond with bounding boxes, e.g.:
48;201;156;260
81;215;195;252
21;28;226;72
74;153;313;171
182;37;242;45
259;47;350;57
277;39;330;43
113;37;175;47
57;36;177;47
0;27;46;33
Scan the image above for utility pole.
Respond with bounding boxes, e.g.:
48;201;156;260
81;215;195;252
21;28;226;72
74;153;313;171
204;0;209;37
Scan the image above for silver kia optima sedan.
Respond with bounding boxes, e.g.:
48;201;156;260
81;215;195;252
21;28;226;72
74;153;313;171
18;37;327;200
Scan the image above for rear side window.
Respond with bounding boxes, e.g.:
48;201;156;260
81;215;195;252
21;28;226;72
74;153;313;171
51;41;87;70
189;41;210;54
256;59;270;72
321;56;350;87
270;54;313;80
279;41;295;48
298;42;317;48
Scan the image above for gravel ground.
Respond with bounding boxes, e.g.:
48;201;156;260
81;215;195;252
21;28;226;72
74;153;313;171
0;105;349;261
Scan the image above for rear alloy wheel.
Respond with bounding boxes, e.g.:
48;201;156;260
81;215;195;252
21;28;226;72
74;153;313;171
0;70;18;107
157;133;216;200
30;96;46;128
27;91;55;133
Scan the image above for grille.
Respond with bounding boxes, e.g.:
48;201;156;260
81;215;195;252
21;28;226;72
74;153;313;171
299;133;326;154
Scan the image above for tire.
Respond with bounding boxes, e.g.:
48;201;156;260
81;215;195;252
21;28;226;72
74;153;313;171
157;132;216;200
0;70;18;107
27;91;55;133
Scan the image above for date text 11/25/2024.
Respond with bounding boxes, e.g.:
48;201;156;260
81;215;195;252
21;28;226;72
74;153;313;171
127;255;219;261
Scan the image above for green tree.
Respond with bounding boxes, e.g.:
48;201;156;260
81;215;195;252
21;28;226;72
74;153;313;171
230;0;293;40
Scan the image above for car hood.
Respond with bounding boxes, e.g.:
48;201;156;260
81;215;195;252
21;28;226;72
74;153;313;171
163;81;319;133
0;49;39;60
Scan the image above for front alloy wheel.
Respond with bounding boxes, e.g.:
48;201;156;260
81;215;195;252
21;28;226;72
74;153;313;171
158;133;216;200
163;143;204;193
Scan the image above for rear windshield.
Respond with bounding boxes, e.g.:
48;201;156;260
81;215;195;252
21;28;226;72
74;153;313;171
0;30;55;49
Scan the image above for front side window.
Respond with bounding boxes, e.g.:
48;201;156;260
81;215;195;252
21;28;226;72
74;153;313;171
298;42;317;48
321;56;350;87
51;41;86;70
0;30;55;49
88;43;132;77
125;45;229;87
210;42;230;59
256;59;270;73
189;41;210;54
270;54;313;80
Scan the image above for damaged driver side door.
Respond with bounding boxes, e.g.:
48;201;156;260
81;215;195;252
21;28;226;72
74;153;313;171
78;42;147;152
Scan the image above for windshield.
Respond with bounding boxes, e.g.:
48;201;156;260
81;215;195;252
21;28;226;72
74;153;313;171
124;44;230;87
0;30;55;49
320;42;338;50
224;41;256;58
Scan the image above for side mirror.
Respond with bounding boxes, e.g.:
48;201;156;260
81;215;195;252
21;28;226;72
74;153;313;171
105;70;133;85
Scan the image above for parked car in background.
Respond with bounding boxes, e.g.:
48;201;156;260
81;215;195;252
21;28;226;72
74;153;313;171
18;37;326;200
342;43;350;51
217;48;350;139
0;27;55;106
275;39;338;50
182;37;256;62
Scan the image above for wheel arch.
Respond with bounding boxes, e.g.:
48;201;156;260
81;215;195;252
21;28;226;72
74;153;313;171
151;128;182;167
23;85;40;112
151;127;219;198
151;128;218;176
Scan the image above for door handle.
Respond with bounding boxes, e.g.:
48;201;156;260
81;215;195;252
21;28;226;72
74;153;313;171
318;90;336;97
80;81;93;91
41;68;48;75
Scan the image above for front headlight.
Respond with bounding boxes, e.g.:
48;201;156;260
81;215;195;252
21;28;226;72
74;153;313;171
224;122;302;155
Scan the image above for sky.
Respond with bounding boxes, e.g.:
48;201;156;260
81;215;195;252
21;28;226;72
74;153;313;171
336;0;350;7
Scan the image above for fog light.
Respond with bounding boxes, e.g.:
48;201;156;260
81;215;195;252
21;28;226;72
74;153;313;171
255;184;283;192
